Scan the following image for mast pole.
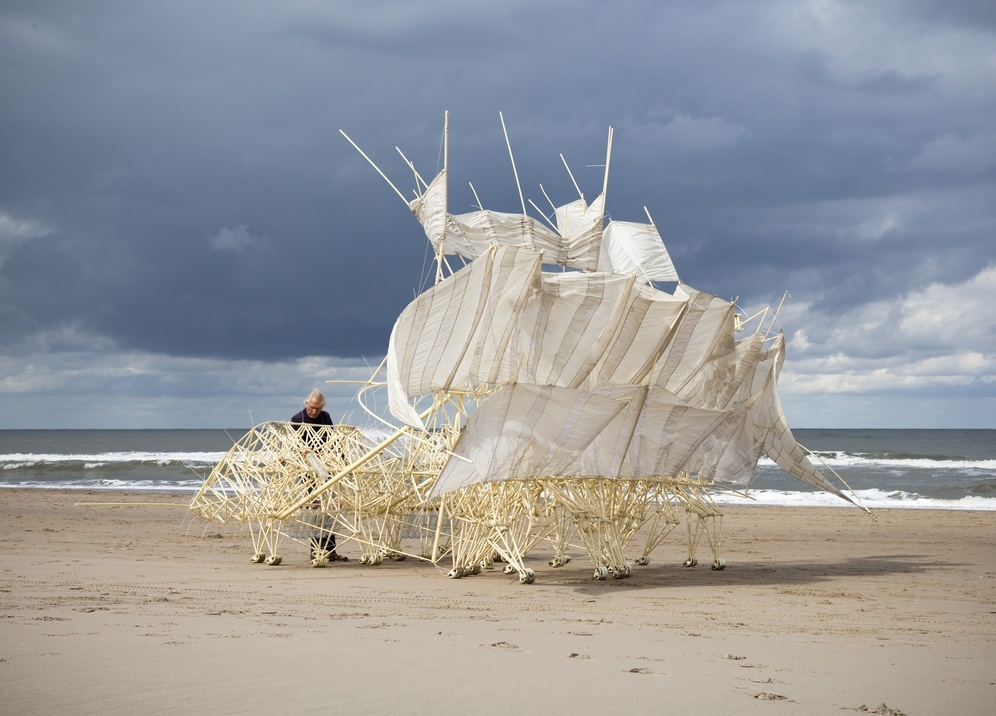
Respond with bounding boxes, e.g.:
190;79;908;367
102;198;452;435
601;126;614;210
436;111;449;284
339;129;408;205
561;154;584;201
499;111;527;216
396;147;428;193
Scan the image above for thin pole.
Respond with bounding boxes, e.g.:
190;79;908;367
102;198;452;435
601;126;614;208
561;154;584;201
468;181;483;210
431;494;447;563
396;147;428;193
499;111;527;216
528;199;559;232
339;129;408;205
436;111;449;284
539;183;557;214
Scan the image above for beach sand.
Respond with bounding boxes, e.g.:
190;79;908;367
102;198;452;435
1;489;993;715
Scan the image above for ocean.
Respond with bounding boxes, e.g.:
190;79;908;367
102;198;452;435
1;428;993;511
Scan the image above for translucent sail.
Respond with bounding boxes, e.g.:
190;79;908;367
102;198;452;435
430;383;750;497
745;334;854;502
387;245;541;428
390;137;853;506
387;246;688;427
597;220;680;283
409;171;605;271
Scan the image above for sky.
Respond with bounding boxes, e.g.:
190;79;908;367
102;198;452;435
1;0;994;430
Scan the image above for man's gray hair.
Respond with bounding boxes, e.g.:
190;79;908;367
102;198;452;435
305;389;325;407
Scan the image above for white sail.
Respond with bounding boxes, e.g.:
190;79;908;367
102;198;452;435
745;334;854;501
430;383;752;497
386;123;855;506
597;220;680;283
387;246;689;426
387;245;541;428
409;170;605;271
650;288;737;395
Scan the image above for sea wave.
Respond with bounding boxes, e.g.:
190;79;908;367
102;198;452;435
1;451;226;470
759;454;996;471
9;451;992;472
713;487;996;511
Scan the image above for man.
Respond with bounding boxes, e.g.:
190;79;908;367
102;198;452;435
291;389;348;562
291;389;334;431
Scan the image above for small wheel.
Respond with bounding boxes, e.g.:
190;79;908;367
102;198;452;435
370;554;383;566
470;564;482;575
311;556;329;568
447;567;464;579
593;566;609;581
610;565;625;579
359;554;369;564
622;563;632;577
265;555;282;566
250;553;266;564
683;557;698;568
635;556;649;566
519;568;535;585
390;553;407;561
561;555;571;565
711;559;726;571
502;564;516;575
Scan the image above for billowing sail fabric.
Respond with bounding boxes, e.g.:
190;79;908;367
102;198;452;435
387;246;689;427
603;387;748;480
387;245;542;428
582;282;688;387
409;170;604;271
670;322;763;411
512;270;638;388
498;271;691;390
409;170;448;252
399;178;847;500
429;383;638;496
428;338;843;498
552;194;605;270
597;220;680;283
744;335;854;502
389;243;845;499
650;288;737;396
429;383;750;497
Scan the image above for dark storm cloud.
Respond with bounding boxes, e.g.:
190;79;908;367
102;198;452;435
1;1;994;428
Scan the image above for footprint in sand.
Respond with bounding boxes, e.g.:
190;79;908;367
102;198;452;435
484;641;521;651
753;692;792;701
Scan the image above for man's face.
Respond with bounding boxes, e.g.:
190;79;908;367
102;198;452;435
305;399;323;419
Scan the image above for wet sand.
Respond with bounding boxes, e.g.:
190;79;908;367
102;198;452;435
1;489;994;714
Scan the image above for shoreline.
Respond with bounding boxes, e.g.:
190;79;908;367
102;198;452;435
2;489;994;714
5;484;996;514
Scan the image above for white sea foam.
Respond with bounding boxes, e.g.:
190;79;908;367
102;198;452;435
1;451;226;468
758;455;996;471
713;488;996;511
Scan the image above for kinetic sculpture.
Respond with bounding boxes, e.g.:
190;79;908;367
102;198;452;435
190;112;862;582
